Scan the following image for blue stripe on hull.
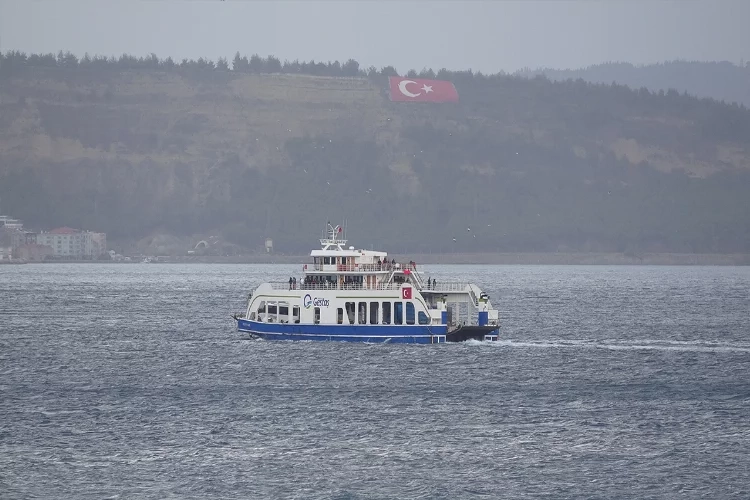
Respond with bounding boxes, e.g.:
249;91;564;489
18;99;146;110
237;319;448;344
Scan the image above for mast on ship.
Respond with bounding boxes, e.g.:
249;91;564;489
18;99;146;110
320;221;347;250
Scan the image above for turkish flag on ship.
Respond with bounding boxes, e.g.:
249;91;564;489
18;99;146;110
389;77;459;102
402;287;412;300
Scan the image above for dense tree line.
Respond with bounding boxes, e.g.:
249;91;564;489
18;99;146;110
0;50;371;78
518;60;750;106
3;50;749;145
2;50;748;109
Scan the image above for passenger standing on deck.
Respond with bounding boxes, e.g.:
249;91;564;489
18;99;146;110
289;277;293;290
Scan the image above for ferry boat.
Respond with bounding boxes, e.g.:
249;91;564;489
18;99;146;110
234;223;500;344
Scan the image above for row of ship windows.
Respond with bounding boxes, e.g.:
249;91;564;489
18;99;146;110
252;300;430;325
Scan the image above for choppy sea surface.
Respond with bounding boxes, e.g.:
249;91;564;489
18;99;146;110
1;263;749;499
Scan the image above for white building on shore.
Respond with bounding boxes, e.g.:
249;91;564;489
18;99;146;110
35;227;108;259
0;214;108;260
0;216;22;261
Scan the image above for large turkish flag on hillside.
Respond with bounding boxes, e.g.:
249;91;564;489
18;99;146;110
389;77;459;102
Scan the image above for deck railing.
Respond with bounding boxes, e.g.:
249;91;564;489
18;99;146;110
268;281;470;292
306;262;418;273
421;281;470;292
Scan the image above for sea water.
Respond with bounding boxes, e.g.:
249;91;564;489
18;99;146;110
1;264;748;499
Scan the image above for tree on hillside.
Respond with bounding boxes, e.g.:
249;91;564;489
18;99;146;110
283;59;301;74
380;65;399;77
232;52;249;72
27;52;57;68
341;58;360;77
328;60;341;76
248;54;264;73
266;55;282;73
144;53;160;69
418;68;436;79
58;50;78;69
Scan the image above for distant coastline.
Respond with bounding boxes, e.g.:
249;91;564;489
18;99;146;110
12;252;750;266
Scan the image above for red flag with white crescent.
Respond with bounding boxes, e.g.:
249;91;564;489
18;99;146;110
402;287;412;300
389;77;459;102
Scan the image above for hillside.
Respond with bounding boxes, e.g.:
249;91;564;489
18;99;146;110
518;60;750;106
1;52;750;254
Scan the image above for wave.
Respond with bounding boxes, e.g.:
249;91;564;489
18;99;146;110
472;338;750;353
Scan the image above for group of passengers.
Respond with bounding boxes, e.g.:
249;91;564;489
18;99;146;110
376;258;418;271
301;275;336;289
342;275;364;290
377;258;396;270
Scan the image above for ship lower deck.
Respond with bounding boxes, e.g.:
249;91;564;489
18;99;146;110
236;319;498;343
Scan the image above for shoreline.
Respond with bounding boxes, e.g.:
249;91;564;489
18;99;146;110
10;252;750;265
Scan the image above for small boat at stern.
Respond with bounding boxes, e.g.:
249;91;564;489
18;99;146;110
234;222;500;344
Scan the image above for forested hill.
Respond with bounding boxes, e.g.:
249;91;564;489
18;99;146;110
1;52;749;254
517;61;750;107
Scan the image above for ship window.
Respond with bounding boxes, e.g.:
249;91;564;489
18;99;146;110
418;311;429;325
256;301;266;316
358;302;367;324
314;307;320;324
279;302;289;321
266;302;277;322
369;302;379;324
293;306;300;324
344;301;355;324
394;302;403;325
382;302;391;324
405;302;415;325
337;308;343;324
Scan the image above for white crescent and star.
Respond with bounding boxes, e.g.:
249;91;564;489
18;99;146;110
397;80;434;98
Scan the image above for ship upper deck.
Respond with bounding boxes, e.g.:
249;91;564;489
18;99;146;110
306;222;390;270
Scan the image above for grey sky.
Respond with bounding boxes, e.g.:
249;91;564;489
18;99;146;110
1;0;748;73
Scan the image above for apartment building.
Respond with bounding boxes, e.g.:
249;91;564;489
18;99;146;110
35;227;107;259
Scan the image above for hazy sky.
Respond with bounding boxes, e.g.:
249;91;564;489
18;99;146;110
1;0;748;73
